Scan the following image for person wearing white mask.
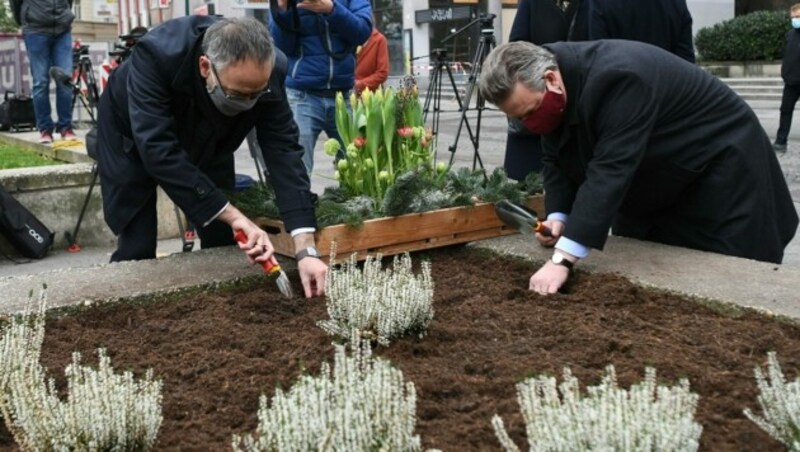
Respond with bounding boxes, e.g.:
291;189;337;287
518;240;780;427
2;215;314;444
774;3;800;153
96;16;327;298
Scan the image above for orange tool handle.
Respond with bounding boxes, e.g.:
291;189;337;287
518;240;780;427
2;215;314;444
534;221;553;238
233;230;279;274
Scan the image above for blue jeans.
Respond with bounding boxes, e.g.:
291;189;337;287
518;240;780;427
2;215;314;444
286;87;347;173
23;31;73;133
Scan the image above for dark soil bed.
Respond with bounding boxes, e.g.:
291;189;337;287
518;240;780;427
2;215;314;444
1;247;799;451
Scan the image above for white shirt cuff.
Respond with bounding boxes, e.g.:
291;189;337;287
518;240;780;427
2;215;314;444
555;237;590;259
290;227;316;237
203;202;230;228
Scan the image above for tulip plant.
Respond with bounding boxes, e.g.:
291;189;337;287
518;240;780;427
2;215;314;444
325;79;445;204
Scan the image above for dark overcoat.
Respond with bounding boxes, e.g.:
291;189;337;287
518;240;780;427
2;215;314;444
588;0;695;63
541;40;798;263
96;15;315;235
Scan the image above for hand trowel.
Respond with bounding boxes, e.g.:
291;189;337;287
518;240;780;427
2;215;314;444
494;199;553;238
234;230;294;298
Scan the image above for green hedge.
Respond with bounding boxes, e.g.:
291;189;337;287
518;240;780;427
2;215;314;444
695;10;790;61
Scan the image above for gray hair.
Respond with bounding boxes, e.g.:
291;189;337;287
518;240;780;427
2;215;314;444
479;42;559;105
202;17;274;71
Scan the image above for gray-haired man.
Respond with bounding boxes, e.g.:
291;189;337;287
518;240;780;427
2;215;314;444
480;41;797;295
97;16;327;298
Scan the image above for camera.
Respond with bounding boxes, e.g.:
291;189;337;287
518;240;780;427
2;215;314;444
108;27;148;64
71;42;90;66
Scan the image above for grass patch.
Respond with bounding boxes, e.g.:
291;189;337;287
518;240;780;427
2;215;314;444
0;144;63;169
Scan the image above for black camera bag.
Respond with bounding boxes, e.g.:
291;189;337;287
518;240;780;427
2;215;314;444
0;91;35;132
0;187;54;259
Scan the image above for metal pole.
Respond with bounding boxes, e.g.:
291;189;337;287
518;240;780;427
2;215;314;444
185;0;189;16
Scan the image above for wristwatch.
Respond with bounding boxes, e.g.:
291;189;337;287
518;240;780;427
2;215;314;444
551;251;574;270
295;246;321;261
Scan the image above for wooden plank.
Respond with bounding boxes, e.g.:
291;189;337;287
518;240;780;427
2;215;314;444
254;195;545;260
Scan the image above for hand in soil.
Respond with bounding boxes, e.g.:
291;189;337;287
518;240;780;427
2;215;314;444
298;257;328;298
536;219;565;247
530;260;570;294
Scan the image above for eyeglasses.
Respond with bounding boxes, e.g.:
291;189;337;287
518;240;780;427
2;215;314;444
209;62;270;101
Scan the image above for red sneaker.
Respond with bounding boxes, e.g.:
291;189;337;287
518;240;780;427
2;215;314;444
39;130;53;144
60;128;77;140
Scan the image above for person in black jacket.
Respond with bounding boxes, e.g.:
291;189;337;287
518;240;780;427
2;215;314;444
588;0;696;63
96;16;328;298
774;3;800;153
480;41;798;295
504;0;587;180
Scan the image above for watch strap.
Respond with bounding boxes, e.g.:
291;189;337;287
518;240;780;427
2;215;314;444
295;247;321;261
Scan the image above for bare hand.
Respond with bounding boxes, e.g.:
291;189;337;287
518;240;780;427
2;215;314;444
219;205;275;264
298;257;328;298
296;0;334;15
232;220;275;265
529;261;570;295
537;219;565;247
276;0;288;11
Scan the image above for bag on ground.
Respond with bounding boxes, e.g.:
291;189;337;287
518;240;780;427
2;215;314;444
0;187;54;259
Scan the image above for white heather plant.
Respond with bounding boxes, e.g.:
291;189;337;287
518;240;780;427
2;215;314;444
493;365;702;452
0;291;163;451
744;352;800;450
319;249;434;345
232;334;422;451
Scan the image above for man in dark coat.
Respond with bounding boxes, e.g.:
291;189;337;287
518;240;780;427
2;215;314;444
480;41;798;295
96;16;327;298
589;0;695;63
773;3;800;153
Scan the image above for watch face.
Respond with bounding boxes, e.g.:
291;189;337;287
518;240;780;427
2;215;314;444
553;253;564;264
307;247;320;257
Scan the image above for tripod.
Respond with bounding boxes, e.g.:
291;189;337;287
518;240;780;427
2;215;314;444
444;14;497;171
70;45;99;125
421;49;466;162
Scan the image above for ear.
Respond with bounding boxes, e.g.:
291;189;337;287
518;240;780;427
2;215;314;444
543;69;564;94
198;55;212;79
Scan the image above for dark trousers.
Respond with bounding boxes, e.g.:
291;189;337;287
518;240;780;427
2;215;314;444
776;83;800;144
110;194;235;262
109;157;236;262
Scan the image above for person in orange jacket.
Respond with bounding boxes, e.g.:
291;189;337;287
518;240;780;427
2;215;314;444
355;28;389;94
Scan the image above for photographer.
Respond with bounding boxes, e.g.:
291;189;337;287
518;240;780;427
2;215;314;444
11;0;76;143
269;0;372;172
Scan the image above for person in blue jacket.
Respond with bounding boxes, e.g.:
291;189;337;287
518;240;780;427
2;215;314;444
269;0;372;173
95;16;328;298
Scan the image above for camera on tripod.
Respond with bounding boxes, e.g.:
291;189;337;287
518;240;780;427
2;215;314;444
72;42;90;66
108;27;147;64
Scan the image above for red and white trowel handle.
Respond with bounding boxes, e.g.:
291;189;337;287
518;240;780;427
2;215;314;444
233;230;281;275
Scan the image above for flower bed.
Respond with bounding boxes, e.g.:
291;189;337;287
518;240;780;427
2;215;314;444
3;247;799;450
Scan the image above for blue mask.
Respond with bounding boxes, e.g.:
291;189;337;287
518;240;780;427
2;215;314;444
792;18;800;29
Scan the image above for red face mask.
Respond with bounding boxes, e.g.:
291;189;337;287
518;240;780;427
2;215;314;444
521;89;566;135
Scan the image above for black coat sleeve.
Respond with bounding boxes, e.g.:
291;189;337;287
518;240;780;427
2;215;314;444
563;73;658;250
541;135;579;216
126;39;228;228
256;57;316;232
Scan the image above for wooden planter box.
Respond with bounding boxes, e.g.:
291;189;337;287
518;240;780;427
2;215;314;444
255;195;544;262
